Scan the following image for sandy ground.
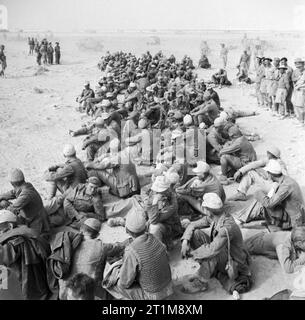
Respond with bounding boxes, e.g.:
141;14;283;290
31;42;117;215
1;32;305;300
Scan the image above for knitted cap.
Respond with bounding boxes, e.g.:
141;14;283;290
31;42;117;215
87;177;101;187
201;193;223;210
9;168;25;183
63;144;76;157
264;159;282;175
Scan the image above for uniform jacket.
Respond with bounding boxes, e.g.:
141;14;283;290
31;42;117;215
45;157;88;190
182;214;250;275
46;230;83;297
0;226;51;300
220;136;257;164
255;175;305;229
0;183;50;234
177;173;226;202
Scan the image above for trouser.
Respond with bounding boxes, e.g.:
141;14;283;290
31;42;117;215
149;223;167;243
245;231;290;259
286;87;294;114
88;169;119;197
47;180;71;199
238;169;271;195
220;154;243;176
177;194;204;215
86;142;103;161
86;97;103;114
278;102;286;116
221;56;227;69
295;106;305;124
44;196;67;227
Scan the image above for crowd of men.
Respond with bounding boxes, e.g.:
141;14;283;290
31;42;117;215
28;38;61;66
1;47;305;301
254;56;305;126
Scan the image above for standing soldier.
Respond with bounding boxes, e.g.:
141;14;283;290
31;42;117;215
220;43;229;69
0;44;7;77
35;42;42;66
275;64;290;119
29;38;35;55
40;40;48;65
47;42;54;65
55;42;61;64
239;49;251;73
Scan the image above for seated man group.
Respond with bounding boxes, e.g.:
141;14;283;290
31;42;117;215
1;50;305;301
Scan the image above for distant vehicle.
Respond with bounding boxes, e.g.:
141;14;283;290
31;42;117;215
147;36;160;46
84;29;97;34
77;37;104;52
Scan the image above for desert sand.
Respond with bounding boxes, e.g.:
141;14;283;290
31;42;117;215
1;31;305;300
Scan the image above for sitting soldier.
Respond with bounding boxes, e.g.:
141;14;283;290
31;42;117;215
44;144;87;199
180;193;252;298
64;177;106;229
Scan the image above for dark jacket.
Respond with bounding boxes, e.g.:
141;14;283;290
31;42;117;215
46;230;83;298
0;183;50;234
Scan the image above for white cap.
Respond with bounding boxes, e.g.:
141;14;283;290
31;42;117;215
192;161;210;174
0;210;17;224
199;122;206;129
214;117;225;127
164;171;180;185
109;138;120;151
201;193;223;210
267;146;281;159
63;144;76;157
183;114;193;126
100;99;111;108
171;129;183;140
264;159;282;175
126;210;147;233
151;175;171;193
146;86;154;92
83;218;101;232
219;111;229;121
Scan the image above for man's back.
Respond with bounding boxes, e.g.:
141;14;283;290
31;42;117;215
70;239;105;279
128;233;172;293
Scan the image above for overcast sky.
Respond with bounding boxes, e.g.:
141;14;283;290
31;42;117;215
1;0;305;31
